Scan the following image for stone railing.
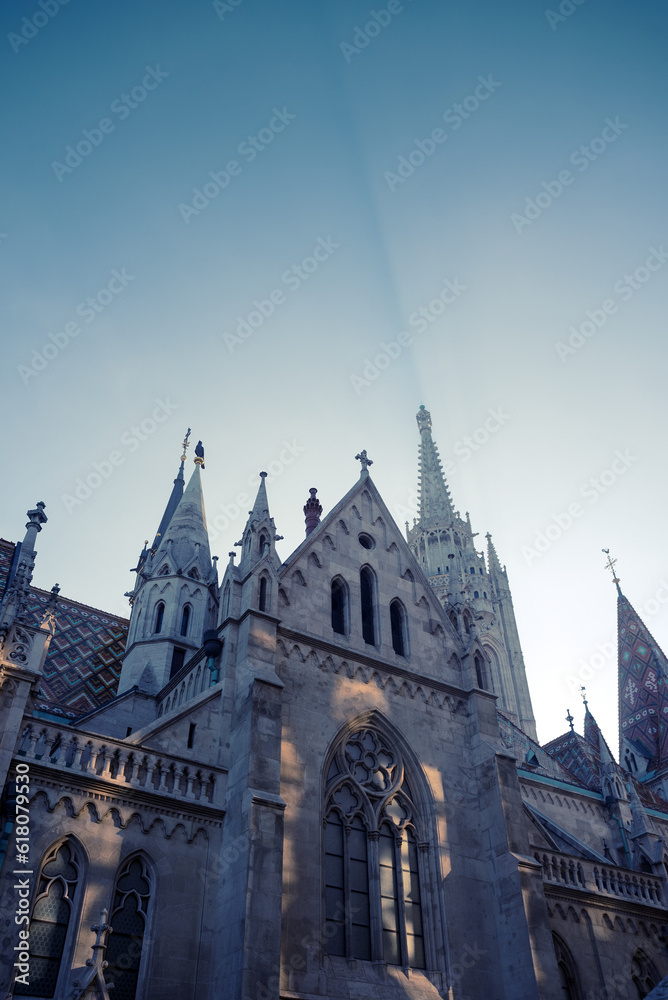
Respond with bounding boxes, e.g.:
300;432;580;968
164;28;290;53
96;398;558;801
15;722;224;808
535;850;664;909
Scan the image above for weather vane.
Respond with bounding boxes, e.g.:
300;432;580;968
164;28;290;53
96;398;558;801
181;428;192;462
602;548;621;593
580;685;588;709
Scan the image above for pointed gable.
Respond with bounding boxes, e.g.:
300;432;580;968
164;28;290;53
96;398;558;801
618;592;668;769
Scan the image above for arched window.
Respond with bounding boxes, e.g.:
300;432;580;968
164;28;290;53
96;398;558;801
105;856;152;1000
180;604;191;637
632;949;660;998
331;577;348;635
222;581;231;619
552;933;582;1000
259;532;269;555
463;611;472;635
448;609;458;632
390;599;407;657
324;727;427;969
153;602;165;634
259;576;268;612
360;567;376;645
15;840;81;998
474;653;487;690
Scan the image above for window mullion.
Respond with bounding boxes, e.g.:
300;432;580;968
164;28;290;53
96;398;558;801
367;831;382;963
395;835;409;968
343;824;353;958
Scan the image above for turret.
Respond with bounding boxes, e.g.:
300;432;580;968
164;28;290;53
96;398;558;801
118;439;218;695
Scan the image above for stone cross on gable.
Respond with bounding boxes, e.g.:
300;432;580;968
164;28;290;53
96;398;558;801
355;450;373;474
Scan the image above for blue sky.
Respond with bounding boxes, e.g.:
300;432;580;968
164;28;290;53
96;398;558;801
2;0;667;750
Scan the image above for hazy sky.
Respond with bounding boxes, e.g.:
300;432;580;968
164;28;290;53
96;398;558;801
2;0;667;752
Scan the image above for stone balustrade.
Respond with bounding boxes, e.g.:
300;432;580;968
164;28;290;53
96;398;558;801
15;722;223;807
535;850;664;908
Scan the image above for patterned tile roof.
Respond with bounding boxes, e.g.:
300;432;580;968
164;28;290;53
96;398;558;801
0;539;128;719
618;591;668;770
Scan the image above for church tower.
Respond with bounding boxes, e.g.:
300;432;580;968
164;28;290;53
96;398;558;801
117;435;218;695
406;405;537;739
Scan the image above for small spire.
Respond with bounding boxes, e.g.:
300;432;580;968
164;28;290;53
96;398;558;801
304;488;323;536
486;533;503;576
602;548;622;594
355;450;373;475
566;708;574;733
249;472;269;523
416;406;455;524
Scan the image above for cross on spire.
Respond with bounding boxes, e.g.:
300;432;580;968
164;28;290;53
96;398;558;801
566;708;574;732
355;450;373;474
602;548;621;594
181;428;192;463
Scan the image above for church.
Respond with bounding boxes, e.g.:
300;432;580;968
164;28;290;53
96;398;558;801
1;405;667;1000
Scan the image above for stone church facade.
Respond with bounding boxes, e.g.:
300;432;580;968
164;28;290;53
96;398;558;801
1;407;667;1000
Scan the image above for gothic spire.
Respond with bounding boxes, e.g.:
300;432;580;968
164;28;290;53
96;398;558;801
486;532;504;576
153;463;212;578
249;472;270;524
618;589;668;770
150;429;191;555
416;405;455;524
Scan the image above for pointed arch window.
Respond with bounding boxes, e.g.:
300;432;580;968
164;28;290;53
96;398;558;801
331;577;348;636
259;532;269;555
631;949;660;998
180;604;191;637
153;602;165;634
105;856;152;1000
15;840;81;998
474;653;487;690
552;933;582;1000
324;728;428;969
390;599;407;657
259;576;268;612
360;567;376;645
448;609;458;633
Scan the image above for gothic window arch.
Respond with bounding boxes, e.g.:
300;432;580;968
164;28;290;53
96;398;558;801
448;609;458;633
631;948;660;998
324;725;429;969
389;599;408;657
474;653;488;690
360;566;377;646
105;854;153;1000
153;602;165;634
259;532;269;555
15;839;83;998
552;933;582;999
331;577;349;636
462;610;472;635
222;581;231;619
180;604;191;637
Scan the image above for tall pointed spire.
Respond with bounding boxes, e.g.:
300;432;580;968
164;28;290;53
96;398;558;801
249;471;270;524
154;463;211;577
416;405;455;524
150;429;191;552
486;533;503;576
618;589;668;771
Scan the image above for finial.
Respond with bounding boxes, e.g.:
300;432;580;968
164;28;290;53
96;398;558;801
580;685;588;710
260;471;267;479
602;548;621;594
181;428;192;463
304;487;323;536
228;551;236;563
194;440;205;468
566;708;574;732
26;501;48;533
416;405;432;431
355;450;373;474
